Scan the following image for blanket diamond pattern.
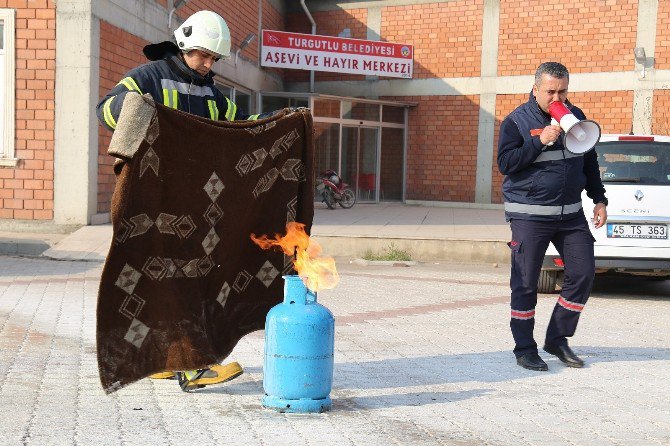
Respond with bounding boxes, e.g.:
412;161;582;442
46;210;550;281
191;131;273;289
97;95;314;393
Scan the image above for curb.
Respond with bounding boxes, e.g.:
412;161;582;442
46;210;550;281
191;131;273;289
350;258;418;267
312;235;510;264
0;238;55;257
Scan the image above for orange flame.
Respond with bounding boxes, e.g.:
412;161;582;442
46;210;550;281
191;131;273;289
251;222;339;293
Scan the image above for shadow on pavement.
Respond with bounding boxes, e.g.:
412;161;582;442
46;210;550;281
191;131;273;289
334;389;493;411
199;345;670;400
332;346;670;390
592;275;670;300
197;346;669;406
197;379;263;396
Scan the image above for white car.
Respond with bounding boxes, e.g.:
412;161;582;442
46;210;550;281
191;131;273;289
539;134;670;293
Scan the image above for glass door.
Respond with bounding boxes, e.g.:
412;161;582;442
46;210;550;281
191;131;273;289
341;126;379;202
359;127;379;202
380;128;404;201
341;126;357;200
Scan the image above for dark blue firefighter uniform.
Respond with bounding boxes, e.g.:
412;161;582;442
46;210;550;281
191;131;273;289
96;41;262;132
498;92;606;357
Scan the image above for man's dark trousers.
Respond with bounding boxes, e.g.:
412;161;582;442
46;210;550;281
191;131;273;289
508;212;595;357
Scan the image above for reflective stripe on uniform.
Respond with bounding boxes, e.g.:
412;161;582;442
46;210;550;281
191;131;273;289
102;96;117;129
117;77;143;94
207;100;219;120
557;296;585;312
160;79;213;97
504;201;582;216
224;97;237;121
247;114;260;121
534;150;583;163
162;88;178;109
511;309;535;320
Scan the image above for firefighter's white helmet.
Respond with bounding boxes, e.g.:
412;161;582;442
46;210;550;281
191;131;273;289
174;11;231;58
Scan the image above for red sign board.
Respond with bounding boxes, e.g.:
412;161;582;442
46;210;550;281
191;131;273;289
261;30;413;79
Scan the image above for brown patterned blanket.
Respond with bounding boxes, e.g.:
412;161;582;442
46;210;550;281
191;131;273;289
97;94;314;393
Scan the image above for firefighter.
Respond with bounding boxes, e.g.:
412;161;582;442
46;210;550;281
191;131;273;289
497;62;608;371
96;10;261;133
96;10;263;391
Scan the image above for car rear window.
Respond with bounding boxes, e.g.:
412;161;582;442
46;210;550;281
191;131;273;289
596;141;670;185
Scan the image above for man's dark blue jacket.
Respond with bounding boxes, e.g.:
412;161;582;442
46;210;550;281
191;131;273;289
497;92;606;221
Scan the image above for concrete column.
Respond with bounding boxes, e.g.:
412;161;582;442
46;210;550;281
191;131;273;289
632;0;658;134
632;90;654;134
476;92;496;203
54;1;99;225
365;7;381;83
474;0;499;203
366;7;381;41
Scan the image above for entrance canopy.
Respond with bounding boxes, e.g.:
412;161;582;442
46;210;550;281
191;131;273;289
260;92;416;203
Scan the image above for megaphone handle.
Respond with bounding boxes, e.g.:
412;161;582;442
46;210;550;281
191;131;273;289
545;118;560;146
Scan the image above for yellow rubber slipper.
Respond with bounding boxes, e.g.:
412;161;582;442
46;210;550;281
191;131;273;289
177;362;244;392
149;371;176;379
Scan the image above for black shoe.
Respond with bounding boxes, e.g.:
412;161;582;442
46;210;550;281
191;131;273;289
543;344;584;368
516;352;548;371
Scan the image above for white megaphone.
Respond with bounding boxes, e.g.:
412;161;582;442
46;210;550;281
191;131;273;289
547;101;601;154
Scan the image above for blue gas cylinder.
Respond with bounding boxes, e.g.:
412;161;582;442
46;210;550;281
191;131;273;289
262;275;335;413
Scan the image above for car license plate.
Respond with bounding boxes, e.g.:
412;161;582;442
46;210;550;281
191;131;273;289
607;224;668;239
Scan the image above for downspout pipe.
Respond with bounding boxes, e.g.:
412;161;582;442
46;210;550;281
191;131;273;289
300;0;316;93
168;0;189;30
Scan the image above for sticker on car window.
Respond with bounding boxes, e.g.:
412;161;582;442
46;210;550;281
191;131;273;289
603;154;658;163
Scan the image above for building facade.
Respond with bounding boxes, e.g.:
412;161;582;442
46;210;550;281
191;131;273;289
0;0;668;230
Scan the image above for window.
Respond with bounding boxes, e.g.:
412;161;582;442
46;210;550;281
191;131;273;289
214;83;232;99
313;99;339;118
214;82;257;117
382;105;404;124
235;90;252;115
342;101;380;121
598;142;670;185
261;95;308;114
0;9;16;166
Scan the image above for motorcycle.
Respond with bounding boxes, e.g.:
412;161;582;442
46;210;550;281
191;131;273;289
316;169;356;209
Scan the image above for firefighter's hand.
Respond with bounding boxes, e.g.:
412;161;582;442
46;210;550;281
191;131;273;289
592;203;607;229
540;125;562;145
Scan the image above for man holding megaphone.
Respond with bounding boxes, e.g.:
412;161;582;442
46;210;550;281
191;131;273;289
497;62;608;372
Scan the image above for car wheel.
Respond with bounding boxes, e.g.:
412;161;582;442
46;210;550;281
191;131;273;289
538;270;559;294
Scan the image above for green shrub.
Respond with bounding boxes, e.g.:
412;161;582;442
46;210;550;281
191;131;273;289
362;243;412;261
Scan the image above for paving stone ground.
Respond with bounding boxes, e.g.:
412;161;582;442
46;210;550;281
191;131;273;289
0;256;669;446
